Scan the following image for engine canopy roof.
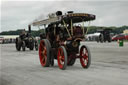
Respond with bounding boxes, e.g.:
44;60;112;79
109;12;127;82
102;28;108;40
31;12;96;26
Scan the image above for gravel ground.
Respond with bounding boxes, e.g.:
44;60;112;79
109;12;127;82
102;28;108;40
0;42;128;85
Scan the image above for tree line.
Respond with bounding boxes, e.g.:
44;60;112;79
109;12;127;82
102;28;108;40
0;25;128;36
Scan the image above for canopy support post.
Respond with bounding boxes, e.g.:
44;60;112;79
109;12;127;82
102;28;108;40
71;19;73;36
63;20;72;38
85;21;91;34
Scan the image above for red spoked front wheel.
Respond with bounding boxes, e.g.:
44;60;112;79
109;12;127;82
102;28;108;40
80;45;91;68
57;46;67;70
39;39;50;67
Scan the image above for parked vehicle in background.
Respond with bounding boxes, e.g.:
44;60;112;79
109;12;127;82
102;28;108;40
86;28;112;43
112;33;128;41
0;35;18;44
85;33;100;41
125;34;128;40
0;37;4;44
96;28;112;43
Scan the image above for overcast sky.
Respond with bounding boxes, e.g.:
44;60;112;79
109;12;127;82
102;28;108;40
1;0;128;32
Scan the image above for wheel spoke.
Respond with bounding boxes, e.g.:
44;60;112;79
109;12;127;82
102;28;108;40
85;52;88;56
61;56;64;61
44;48;47;55
60;49;63;56
86;58;88;63
60;53;64;64
82;58;86;63
58;50;61;56
83;54;88;59
40;42;43;47
60;60;63;64
59;55;61;59
42;56;45;62
44;55;47;62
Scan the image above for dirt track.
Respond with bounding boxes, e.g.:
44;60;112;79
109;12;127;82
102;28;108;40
1;42;128;85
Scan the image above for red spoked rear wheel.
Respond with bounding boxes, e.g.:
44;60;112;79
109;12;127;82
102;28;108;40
57;46;67;70
80;45;91;68
39;39;50;67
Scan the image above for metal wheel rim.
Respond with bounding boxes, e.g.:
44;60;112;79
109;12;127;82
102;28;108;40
80;46;89;68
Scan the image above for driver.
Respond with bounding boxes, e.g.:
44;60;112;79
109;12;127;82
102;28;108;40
20;29;27;40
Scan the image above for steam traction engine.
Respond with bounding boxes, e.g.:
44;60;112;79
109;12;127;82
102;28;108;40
15;26;38;51
30;11;96;70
